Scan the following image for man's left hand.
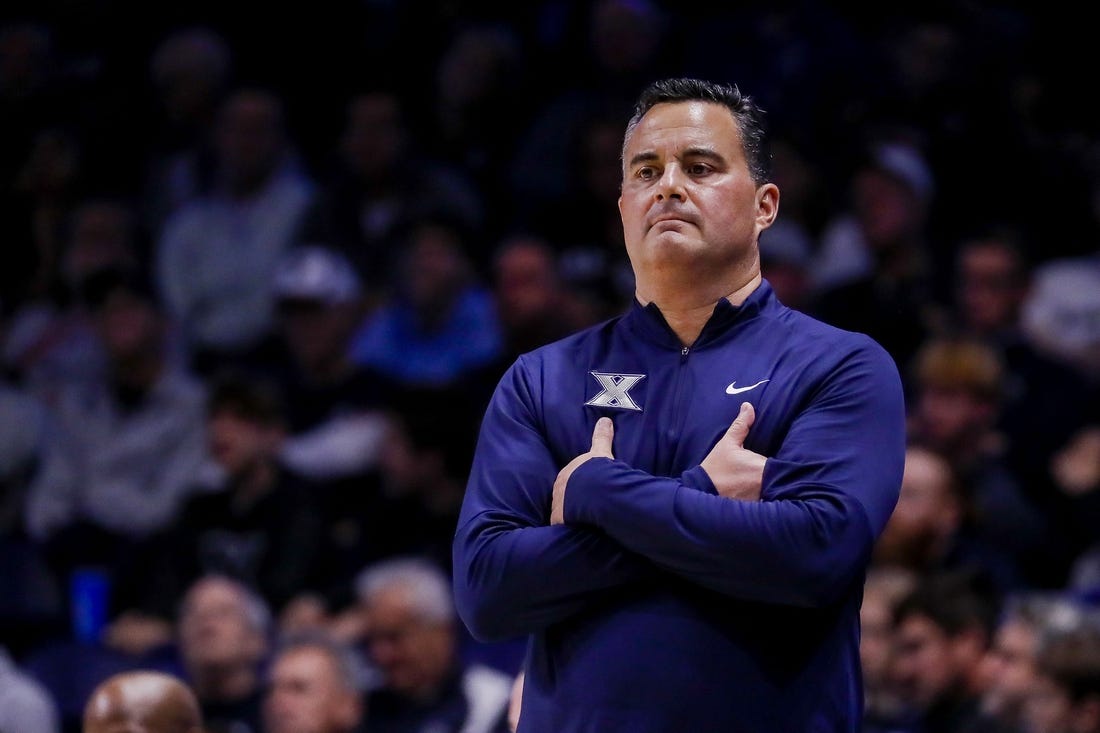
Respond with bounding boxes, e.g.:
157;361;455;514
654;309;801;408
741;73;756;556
551;417;614;524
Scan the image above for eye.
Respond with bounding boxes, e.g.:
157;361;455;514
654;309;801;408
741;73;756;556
687;162;712;176
636;166;657;181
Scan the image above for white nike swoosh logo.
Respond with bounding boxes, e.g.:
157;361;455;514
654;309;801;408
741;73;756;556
726;379;769;395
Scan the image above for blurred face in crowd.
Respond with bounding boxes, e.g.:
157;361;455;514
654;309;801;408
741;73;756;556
493;237;560;326
874;447;960;569
277;299;360;378
851;168;925;251
264;645;362;733
1022;673;1073;733
206;408;282;478
93;288;162;364
178;577;266;672
956;240;1027;335
893;613;960;709
341;93;405;181
978;616;1041;723
861;580;900;691
215;90;285;194
364;584;454;699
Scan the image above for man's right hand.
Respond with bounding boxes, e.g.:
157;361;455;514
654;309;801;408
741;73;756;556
700;402;766;501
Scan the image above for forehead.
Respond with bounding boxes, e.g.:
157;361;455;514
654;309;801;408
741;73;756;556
625;100;742;158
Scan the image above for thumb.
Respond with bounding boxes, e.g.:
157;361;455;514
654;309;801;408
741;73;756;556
590;417;615;457
723;402;756;447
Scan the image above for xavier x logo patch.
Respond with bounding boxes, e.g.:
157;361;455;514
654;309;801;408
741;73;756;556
584;372;646;411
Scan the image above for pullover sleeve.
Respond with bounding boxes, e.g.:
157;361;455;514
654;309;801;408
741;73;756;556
453;358;650;641
565;339;906;608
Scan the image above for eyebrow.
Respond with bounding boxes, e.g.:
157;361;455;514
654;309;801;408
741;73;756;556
627;146;726;169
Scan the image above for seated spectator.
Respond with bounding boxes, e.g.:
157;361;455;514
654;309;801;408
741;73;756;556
908;335;1058;587
874;444;1023;595
269;245;389;483
82;670;203;733
263;632;367;733
111;371;325;647
979;592;1086;731
0;643;60;733
3;196;147;406
298;89;485;292
154;86;315;377
355;557;512;733
861;565;920;733
348;214;502;395
23;267;209;597
892;569;1017;733
488;232;598;370
1023;614;1100;733
807;140;945;372
176;575;269;733
950;227;1095;510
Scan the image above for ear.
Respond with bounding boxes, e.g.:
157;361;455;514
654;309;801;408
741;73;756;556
756;183;780;230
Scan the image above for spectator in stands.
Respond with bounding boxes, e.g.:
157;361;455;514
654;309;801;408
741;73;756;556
979;592;1085;731
82;670;203;733
270;245;388;483
1023;615;1100;733
892;569;1017;733
950;227;1095;509
861;565;920;733
4;196;146;406
142;25;233;232
23;266;209;595
874;444;1022;594
109;370;325;650
908;335;1057;587
155;87;315;376
355;556;512;733
263;632;367;733
348;214;502;394
176;575;269;733
808;140;944;373
298;89;485;291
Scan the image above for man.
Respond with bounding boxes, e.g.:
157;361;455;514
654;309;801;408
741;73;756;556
263;632;366;733
176;575;270;733
357;556;513;733
83;670;203;733
892;571;1017;733
452;77;907;731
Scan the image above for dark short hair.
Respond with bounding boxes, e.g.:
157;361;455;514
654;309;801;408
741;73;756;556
205;370;285;426
623;77;771;185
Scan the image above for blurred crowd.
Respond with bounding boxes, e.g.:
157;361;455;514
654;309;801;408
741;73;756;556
0;1;1098;732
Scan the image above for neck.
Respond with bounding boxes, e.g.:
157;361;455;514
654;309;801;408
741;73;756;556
111;351;164;393
637;271;762;346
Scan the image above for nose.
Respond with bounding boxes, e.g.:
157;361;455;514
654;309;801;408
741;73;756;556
656;163;686;201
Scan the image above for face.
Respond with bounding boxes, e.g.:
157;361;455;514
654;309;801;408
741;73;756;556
1023;674;1073;733
893;614;960;709
207;410;280;477
215;92;284;189
264;647;360;733
957;242;1026;334
979;618;1040;721
861;584;898;686
364;586;454;697
874;448;958;567
618;100;777;298
178;578;265;671
93;290;161;362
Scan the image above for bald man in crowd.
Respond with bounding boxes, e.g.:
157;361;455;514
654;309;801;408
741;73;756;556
83;670;204;733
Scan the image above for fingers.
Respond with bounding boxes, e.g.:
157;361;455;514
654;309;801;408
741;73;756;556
723;402;756;447
590;416;615;457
